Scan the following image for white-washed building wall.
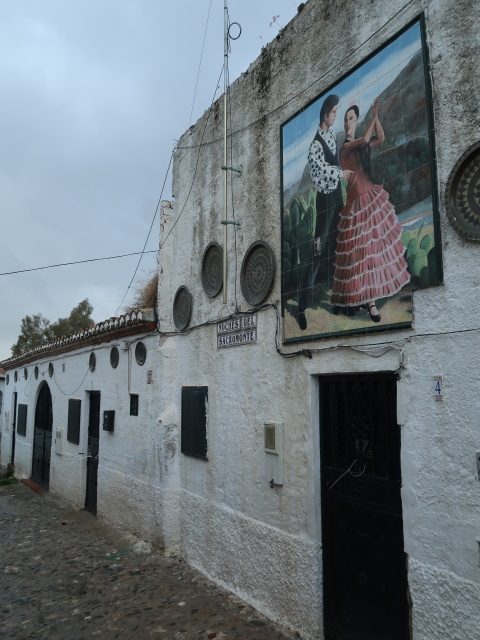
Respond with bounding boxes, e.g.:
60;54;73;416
0;325;163;544
157;0;480;638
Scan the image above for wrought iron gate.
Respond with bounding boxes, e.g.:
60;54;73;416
320;374;410;640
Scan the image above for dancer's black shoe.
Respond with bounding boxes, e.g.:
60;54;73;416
368;304;381;323
297;310;307;330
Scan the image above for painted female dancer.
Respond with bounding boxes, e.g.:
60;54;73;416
331;98;410;322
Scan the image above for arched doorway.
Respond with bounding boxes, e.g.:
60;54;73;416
31;382;53;489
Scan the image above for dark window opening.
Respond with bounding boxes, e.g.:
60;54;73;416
181;386;208;460
17;404;28;437
67;399;82;444
130;394;139;416
89;352;96;372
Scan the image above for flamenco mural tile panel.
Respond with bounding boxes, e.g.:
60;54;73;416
280;18;441;342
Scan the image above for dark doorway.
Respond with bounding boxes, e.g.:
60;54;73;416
320;374;410;640
85;391;100;515
10;392;18;465
31;383;52;489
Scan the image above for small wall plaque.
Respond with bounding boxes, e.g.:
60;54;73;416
434;376;443;401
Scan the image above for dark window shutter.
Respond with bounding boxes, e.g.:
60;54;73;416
67;399;82;444
17;404;28;436
181;386;208;460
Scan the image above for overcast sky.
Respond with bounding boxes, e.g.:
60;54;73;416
0;0;299;361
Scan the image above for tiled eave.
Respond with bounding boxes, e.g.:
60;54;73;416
1;309;156;370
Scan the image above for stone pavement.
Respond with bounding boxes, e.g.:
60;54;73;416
0;481;299;640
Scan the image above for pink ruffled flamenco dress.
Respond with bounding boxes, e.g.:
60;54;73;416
331;143;410;309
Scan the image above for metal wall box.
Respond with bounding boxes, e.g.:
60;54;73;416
264;422;284;486
55;428;64;455
103;410;115;432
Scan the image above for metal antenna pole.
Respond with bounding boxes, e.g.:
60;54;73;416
222;0;228;305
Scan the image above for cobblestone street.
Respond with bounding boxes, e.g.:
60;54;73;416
0;481;298;640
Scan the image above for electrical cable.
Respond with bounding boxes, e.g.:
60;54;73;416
0;251;159;277
159;65;225;253
175;0;418;151
52;362;91;396
188;0;214;128
115;148;175;315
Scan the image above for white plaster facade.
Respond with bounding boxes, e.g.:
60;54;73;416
0;312;163;543
156;0;480;638
1;1;479;638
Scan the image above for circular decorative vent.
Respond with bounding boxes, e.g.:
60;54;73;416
201;242;223;297
24;368;28;380
445;140;480;241
48;363;54;377
34;366;39;379
110;346;119;369
89;352;96;372
14;371;18;382
135;341;147;365
240;240;275;305
173;286;192;330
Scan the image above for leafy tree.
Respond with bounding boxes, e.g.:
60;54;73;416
11;299;94;357
11;313;52;357
49;299;95;340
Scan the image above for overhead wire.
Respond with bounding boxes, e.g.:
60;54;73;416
188;0;214;128
158;65;225;253
175;0;418;151
0;251;159;277
115;147;175;315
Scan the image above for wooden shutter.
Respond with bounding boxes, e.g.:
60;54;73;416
67;399;82;444
17;404;28;436
181;386;208;459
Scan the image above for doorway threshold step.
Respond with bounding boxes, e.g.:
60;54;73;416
21;479;48;495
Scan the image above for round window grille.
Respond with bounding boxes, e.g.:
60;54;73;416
89;352;96;372
201;242;223;297
14;371;18;382
240;240;275;305
6;374;9;385
24;368;28;380
173;286;192;330
48;363;54;377
445;140;480;241
34;366;39;380
135;341;147;366
110;346;119;369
